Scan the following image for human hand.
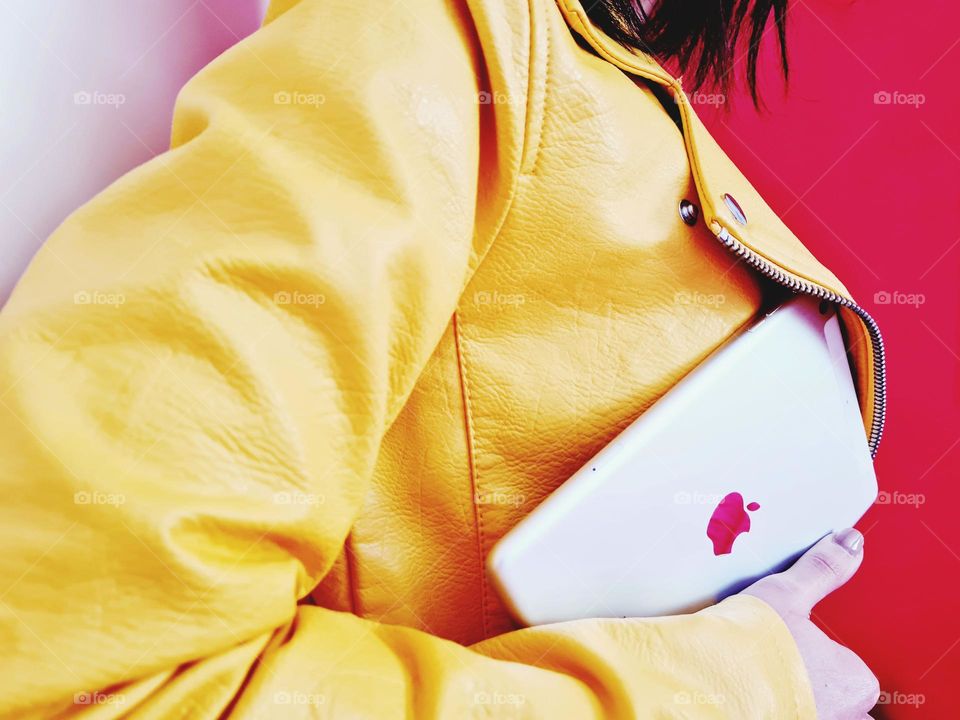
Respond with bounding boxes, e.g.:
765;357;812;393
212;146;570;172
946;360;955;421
742;529;879;719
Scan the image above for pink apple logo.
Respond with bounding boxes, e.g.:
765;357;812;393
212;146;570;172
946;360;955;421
707;492;760;555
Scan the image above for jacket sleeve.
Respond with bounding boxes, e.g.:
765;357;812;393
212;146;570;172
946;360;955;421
0;0;816;717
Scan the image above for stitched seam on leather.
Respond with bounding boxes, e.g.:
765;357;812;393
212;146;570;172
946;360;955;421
452;310;490;639
454;5;532;313
374;0;534;434
354;0;538;634
344;532;360;615
523;0;547;174
554;0;674;85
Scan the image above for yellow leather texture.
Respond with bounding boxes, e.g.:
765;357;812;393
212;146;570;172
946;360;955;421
0;0;881;717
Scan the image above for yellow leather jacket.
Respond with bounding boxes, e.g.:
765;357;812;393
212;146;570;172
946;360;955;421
0;0;884;717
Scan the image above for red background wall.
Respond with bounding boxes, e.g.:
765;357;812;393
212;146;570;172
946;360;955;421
695;1;960;716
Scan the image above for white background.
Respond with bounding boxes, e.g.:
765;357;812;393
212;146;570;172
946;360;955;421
0;0;270;302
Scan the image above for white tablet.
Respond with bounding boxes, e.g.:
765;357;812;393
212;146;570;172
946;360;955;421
487;297;877;625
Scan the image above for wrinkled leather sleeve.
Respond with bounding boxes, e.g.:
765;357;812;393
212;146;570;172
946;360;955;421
0;0;815;717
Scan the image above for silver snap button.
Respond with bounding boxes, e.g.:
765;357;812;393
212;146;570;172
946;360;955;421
722;193;747;225
678;199;699;226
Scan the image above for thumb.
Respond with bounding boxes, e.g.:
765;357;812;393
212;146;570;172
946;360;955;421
776;528;865;613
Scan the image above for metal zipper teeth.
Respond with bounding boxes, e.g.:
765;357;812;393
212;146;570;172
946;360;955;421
716;227;887;458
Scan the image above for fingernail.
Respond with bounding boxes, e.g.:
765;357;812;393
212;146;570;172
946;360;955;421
834;528;864;555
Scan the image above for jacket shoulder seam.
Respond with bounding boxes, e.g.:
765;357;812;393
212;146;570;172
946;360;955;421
452;310;490;639
463;0;538;282
521;0;548;174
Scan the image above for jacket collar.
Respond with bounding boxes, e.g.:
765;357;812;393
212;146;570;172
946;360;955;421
553;0;680;88
553;0;882;452
553;0;856;305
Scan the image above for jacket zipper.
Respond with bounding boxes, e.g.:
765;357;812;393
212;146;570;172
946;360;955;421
715;227;887;458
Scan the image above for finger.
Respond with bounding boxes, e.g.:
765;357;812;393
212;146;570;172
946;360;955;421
779;528;864;613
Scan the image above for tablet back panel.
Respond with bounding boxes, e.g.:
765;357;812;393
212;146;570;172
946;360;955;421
487;298;877;625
